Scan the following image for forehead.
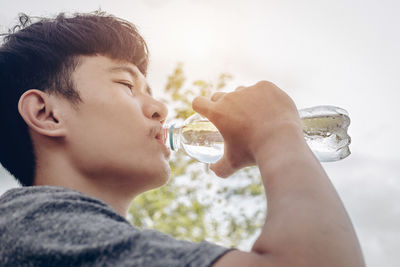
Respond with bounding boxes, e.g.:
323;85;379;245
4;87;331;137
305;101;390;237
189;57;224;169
76;55;143;73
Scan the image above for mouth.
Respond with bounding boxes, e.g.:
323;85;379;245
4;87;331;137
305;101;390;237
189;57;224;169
154;128;167;145
152;126;170;157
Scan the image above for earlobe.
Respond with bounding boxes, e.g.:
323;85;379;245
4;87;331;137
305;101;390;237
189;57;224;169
18;89;66;138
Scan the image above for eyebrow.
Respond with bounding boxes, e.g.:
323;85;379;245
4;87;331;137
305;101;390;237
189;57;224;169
108;66;153;96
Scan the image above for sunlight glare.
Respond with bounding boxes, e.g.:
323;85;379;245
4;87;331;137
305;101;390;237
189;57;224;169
181;25;214;61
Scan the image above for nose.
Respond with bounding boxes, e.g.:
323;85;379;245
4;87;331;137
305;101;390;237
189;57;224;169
144;97;168;123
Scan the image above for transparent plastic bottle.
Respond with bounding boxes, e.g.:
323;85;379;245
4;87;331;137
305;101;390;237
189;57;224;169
163;105;351;163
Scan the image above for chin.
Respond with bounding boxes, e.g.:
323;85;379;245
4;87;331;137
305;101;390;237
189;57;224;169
151;166;171;188
135;163;171;192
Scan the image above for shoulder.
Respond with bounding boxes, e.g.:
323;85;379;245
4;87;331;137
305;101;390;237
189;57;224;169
0;186;135;264
0;185;127;225
0;186;231;267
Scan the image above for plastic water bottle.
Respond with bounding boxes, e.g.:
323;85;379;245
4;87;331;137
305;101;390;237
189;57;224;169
164;105;351;163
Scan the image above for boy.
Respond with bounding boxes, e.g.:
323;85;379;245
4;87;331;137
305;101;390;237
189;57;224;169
0;12;365;266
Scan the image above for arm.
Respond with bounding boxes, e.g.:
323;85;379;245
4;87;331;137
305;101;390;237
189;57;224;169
192;81;365;267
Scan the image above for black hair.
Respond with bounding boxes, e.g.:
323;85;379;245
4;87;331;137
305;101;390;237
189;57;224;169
0;11;149;186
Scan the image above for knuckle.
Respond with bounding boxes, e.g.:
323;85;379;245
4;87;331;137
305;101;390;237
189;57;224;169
210;92;225;101
192;97;204;110
222;91;236;102
235;86;245;91
255;80;275;88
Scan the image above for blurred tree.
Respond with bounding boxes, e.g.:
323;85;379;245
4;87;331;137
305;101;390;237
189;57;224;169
128;63;266;248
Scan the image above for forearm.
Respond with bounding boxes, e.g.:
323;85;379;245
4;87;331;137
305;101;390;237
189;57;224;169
252;125;365;267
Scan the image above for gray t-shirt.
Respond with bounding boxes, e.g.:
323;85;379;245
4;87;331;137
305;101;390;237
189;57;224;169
0;186;231;266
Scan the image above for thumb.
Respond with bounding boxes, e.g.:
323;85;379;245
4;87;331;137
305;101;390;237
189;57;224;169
209;156;234;178
192;96;214;118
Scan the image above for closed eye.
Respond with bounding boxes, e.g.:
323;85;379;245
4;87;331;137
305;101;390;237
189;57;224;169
117;82;135;96
118;82;134;90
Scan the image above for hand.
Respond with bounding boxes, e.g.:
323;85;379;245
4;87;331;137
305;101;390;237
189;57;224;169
192;81;303;178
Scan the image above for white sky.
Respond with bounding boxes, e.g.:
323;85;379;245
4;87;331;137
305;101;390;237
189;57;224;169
1;0;399;266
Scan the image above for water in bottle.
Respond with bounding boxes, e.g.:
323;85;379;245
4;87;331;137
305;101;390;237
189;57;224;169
165;105;351;163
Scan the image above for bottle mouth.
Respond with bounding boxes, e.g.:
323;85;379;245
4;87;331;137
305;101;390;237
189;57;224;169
168;124;176;150
160;124;177;151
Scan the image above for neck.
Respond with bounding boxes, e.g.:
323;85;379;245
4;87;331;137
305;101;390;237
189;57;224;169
34;152;135;218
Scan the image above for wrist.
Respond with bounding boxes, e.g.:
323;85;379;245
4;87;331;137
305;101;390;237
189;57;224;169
253;121;309;166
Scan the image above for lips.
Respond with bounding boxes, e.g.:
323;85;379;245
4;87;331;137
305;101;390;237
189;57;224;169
150;126;170;157
152;126;166;145
155;132;162;141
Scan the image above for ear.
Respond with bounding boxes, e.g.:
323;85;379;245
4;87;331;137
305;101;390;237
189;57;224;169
18;89;66;138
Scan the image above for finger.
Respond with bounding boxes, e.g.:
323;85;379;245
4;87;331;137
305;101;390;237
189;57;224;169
235;86;246;91
210;92;226;102
209;156;234;178
192;96;215;118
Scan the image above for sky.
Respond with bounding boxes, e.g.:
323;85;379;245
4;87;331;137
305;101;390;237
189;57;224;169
1;0;399;266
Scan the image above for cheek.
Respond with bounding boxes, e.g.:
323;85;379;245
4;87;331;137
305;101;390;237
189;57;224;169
65;116;150;179
84;90;143;129
67;95;147;156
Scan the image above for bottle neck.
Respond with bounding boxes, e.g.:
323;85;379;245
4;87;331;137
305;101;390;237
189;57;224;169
163;125;181;151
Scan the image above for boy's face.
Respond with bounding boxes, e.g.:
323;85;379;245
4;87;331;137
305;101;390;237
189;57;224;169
60;55;170;192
